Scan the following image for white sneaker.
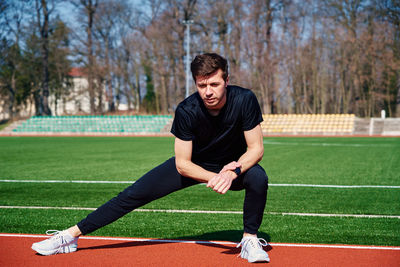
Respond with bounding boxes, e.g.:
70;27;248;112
32;230;78;256
236;236;270;263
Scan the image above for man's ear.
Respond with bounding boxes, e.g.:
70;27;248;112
226;75;229;87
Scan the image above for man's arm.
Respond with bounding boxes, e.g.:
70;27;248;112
174;137;217;183
236;124;264;173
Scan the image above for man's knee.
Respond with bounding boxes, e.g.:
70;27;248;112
243;165;268;191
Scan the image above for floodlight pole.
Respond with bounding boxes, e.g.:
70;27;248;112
183;20;194;98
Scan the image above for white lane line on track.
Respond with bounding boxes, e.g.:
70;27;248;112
1;179;399;189
1;233;399;250
1;205;399;219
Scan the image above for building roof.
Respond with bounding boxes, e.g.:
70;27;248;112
69;67;86;77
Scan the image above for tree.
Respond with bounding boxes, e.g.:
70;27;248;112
0;0;27;119
142;56;156;113
94;0;126;112
2;0;400;118
373;0;400;117
71;0;99;114
35;0;55;116
48;19;72;115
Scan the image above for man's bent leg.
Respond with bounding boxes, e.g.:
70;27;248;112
240;164;268;235
233;164;269;262
77;157;197;235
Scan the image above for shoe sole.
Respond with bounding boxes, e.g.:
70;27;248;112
247;254;270;263
31;243;77;256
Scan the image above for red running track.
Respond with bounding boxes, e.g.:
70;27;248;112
0;234;399;266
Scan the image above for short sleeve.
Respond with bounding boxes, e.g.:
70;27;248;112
171;105;195;141
242;91;263;131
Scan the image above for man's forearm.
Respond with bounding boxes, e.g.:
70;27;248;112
177;145;263;181
236;146;264;174
233;125;264;174
175;158;217;183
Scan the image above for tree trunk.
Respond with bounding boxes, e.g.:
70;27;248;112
86;0;97;114
396;77;400;117
97;81;104;113
8;72;16;119
160;75;168;114
230;0;242;83
263;0;273;114
37;0;52;116
135;66;141;112
105;39;114;112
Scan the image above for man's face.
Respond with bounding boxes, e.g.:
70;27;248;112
195;69;228;112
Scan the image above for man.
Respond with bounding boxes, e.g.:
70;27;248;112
32;53;270;263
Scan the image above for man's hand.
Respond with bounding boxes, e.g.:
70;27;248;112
207;171;236;194
220;161;242;174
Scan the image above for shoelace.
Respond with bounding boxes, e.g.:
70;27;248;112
46;230;61;236
236;237;268;248
236;237;268;257
45;230;64;254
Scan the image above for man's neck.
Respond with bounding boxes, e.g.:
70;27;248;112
207;109;221;116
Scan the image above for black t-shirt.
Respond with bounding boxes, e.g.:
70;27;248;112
171;85;263;171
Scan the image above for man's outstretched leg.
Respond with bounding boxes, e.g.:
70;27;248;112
32;157;197;255
232;164;269;263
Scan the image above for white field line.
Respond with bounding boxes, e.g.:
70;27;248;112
1;233;400;251
263;141;395;147
1;179;399;189
0;179;134;184
269;183;400;189
0;205;399;219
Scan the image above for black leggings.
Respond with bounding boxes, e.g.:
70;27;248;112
77;157;268;235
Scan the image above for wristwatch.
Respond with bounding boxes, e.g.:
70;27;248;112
234;167;241;176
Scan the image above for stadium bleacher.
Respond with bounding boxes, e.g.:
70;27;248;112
12;115;173;134
10;113;391;136
261;114;355;135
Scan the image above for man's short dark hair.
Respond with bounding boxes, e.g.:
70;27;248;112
191;53;229;83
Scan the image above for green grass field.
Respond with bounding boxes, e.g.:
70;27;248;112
0;136;399;246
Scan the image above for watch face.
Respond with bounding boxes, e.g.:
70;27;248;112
234;167;241;175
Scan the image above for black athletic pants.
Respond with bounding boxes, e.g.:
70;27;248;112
77;157;268;235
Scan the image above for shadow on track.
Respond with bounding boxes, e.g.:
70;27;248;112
78;230;272;254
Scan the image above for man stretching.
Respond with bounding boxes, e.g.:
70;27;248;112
32;53;270;263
